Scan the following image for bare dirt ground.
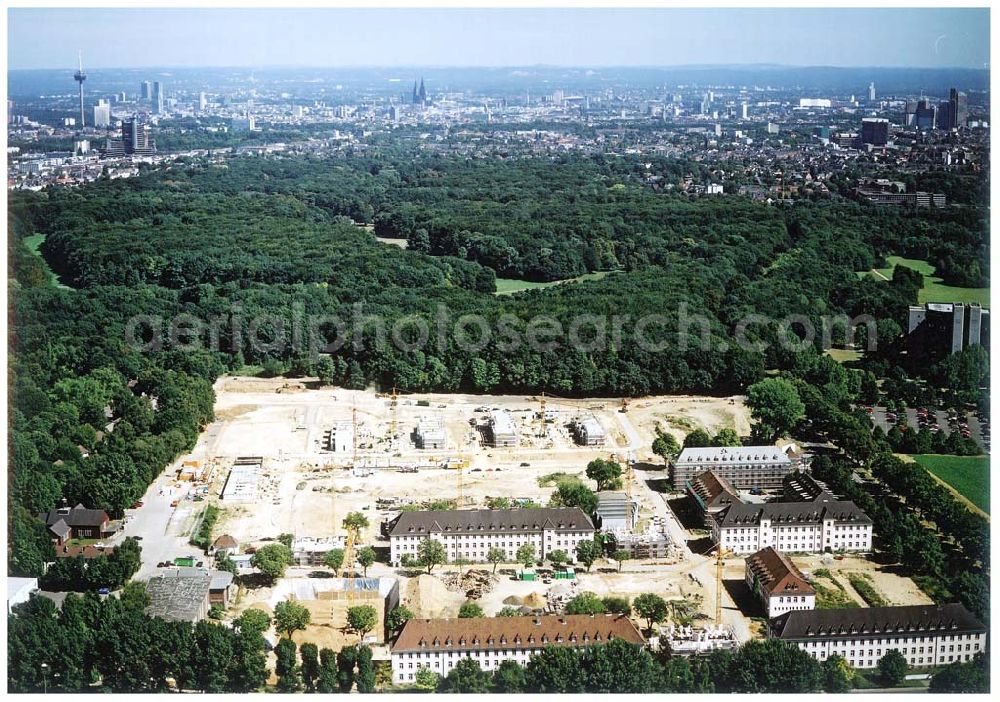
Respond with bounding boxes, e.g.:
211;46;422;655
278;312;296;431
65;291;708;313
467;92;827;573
193;378;750;546
793;553;933;607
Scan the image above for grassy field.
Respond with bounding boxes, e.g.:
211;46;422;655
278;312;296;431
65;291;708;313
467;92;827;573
824;348;861;364
812;569;860;609
494;270;616;295
911;454;990;513
871;256;989;307
22;233;71;289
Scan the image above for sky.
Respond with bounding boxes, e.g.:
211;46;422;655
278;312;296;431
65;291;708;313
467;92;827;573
7;7;991;70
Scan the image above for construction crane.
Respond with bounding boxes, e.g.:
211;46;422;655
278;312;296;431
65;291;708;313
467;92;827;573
714;547;733;626
389;387;399;444
341;527;358;609
537;392;547;438
351;406;358;468
624;455;635;503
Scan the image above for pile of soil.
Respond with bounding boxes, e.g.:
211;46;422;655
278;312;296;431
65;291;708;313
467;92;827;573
405;574;465;619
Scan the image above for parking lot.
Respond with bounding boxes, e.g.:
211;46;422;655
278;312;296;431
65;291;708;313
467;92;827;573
867;406;989;451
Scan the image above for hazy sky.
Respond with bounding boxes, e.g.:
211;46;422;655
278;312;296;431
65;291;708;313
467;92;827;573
8;7;990;70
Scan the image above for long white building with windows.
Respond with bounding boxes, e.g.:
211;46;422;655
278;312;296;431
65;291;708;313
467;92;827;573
386;507;595;566
712;501;872;555
390;615;643;684
770;604;986;669
670;445;800;490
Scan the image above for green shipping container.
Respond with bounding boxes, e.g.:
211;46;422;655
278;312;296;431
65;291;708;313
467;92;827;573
174;557;196;567
519;570;536;581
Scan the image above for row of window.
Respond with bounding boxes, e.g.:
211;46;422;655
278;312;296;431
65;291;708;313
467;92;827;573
804;636;979;646
808;650;977;667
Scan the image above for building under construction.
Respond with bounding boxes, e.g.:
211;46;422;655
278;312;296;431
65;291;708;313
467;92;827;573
572;417;607;446
221;457;263;502
657;624;738;656
595;491;638;531
414;418;447;449
486;409;518;447
328;420;353;453
268;577;400;644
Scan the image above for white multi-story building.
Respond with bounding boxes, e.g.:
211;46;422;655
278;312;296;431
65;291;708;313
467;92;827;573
487;409;518;447
414;419;447;449
670;445;799;490
572;417;606;446
770;604;986;669
390;615;644;684
744;547;815;618
712;501;872;555
387;508;595;566
328;420;353;453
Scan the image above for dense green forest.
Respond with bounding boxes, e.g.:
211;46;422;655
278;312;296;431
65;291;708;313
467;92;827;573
7;150;989;577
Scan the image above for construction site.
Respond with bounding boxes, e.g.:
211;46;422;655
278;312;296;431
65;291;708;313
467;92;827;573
183;377;750;548
142;376;754;645
143;375;939;658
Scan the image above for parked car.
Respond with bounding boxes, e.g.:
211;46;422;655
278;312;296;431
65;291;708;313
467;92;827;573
98;587;110;595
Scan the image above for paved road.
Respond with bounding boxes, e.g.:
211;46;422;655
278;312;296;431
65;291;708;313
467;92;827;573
109;468;200;581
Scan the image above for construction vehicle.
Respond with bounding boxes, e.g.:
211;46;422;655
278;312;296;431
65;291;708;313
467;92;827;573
620;398;630;413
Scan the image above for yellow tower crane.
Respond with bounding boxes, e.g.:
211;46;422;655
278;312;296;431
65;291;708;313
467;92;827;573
351;406;358;468
342;526;358;607
538;392;547;439
389;387;399;444
714;547;732;626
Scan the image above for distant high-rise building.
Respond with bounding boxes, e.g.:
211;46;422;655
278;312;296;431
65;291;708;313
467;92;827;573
914;99;936;130
868;82;876;102
230;114;256;132
740;102;749;120
92;99;111;129
104;117;155;156
152;81;165;114
861;118;889;146
198;92;207;111
122;118;154;153
904;99;918;126
141;81;152;100
942;88;968;130
907;303;990;360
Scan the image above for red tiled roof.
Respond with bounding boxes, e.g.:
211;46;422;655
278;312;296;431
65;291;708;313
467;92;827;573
746;547;814;597
392;614;643;654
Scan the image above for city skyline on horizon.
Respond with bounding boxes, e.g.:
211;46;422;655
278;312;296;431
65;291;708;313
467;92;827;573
8;7;991;71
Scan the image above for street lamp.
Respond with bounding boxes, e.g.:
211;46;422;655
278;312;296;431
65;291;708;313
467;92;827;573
40;663;49;694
